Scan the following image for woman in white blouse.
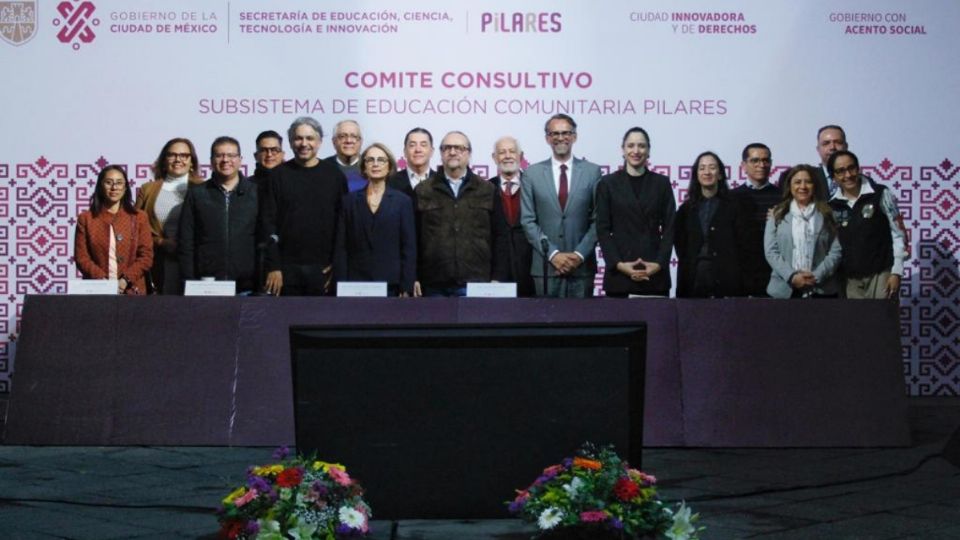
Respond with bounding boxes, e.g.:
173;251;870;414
134;137;205;294
764;165;842;298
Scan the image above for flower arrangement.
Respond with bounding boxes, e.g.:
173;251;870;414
217;447;372;540
507;444;703;540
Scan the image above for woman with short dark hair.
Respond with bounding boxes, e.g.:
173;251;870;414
333;143;417;296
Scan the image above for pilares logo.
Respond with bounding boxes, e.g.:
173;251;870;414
480;12;562;33
0;0;37;45
52;0;97;50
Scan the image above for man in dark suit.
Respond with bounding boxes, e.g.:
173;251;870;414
521;114;601;297
388;127;435;199
813;124;848;198
489;136;534;297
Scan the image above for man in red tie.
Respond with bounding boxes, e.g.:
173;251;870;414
490;136;534;297
520;114;602;297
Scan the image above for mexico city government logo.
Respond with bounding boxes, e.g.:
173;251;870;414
0;0;37;45
52;0;97;50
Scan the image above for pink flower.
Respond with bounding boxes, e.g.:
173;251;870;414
327;465;353;486
234;488;258;508
579;510;608;523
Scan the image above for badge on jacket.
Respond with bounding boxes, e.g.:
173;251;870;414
861;204;875;219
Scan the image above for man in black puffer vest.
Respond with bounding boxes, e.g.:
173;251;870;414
827;150;906;299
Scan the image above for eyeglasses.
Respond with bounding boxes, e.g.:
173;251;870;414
257;147;283;155
166;152;191;161
103;180;127;188
440;144;470;154
336;133;361;142
547;130;575;138
364;156;389;165
833;165;859;177
747;158;771;165
213;153;240;160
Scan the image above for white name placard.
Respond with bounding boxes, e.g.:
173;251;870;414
67;279;118;295
184;280;236;296
467;282;517;298
337;282;388;297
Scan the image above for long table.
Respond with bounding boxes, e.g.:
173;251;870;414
2;296;910;447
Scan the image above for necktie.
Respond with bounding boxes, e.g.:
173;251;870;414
504;181;517;195
558;164;569;211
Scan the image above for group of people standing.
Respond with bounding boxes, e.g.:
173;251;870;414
73;116;906;300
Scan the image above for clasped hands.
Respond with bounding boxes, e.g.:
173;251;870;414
616;258;660;282
550;251;583;275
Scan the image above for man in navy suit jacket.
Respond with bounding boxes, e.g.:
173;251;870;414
520;114;601;298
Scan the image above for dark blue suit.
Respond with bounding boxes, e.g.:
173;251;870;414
334;187;417;295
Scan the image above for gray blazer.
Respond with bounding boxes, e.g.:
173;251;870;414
520;157;601;277
764;212;842;298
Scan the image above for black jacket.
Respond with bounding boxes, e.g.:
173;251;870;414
415;169;510;288
178;177;259;292
674;194;749;298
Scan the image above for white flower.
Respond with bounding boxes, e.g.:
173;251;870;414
665;502;700;540
338;506;366;529
562;477;585;499
537;507;564;530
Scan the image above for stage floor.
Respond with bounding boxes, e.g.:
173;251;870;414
1;398;958;539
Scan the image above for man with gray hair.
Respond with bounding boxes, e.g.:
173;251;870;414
490;136;534;296
260;116;348;295
325;119;365;191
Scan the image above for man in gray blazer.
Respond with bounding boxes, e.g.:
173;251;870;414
520;114;601;297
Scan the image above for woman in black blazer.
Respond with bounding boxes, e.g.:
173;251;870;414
596;127;676;297
673;151;748;298
333;143;417;296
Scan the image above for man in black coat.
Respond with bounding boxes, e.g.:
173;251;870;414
178;136;259;293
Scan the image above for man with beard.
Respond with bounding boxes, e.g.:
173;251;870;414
489;136;534;297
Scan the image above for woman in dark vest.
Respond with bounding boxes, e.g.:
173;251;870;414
673;151;748;298
827;150;906;299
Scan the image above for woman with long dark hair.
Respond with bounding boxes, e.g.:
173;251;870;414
674;151;747;297
134;137;205;293
764;164;842;298
75;165;153;294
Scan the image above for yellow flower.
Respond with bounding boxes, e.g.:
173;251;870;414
313;460;346;473
223;486;246;505
252;464;284;476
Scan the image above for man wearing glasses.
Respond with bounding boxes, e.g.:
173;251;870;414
521;114;601;298
250;130;285;186
325;119;365;192
414;131;508;297
732;142;779;296
260;116;349;296
178;136;259;294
